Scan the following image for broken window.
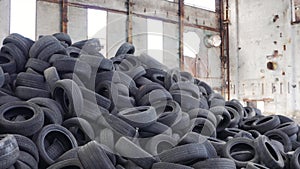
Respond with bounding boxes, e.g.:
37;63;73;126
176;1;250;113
10;0;36;40
147;19;163;63
184;0;215;12
292;0;300;22
87;9;107;56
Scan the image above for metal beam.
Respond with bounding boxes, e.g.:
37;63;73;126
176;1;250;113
61;0;68;33
40;0;219;32
126;0;133;43
179;0;184;70
225;0;230;100
220;0;230;100
220;0;226;97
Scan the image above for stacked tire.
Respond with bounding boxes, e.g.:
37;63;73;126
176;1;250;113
0;33;298;169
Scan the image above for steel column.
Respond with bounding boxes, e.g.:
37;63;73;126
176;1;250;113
61;0;68;33
179;0;184;70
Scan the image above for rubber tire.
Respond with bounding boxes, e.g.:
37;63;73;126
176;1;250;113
0;53;17;74
252;115;281;134
52;79;83;118
47;158;83;169
33;124;78;166
192;158;236;169
25;58;50;73
0;134;20;169
222;137;259;168
13;134;39;162
115;42;135;57
44;67;60;92
152;162;193;169
245;162;270;169
209;106;231;132
265;129;292;152
144;134;177;156
78;141;115;169
154;100;181;127
115;137;157;169
178;132;218;158
276;122;298;136
62;117;95;146
117;106;157;128
0;101;44;136
255;135;284;169
158;143;208;165
15;86;51;100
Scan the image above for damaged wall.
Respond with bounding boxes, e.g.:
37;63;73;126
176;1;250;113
228;0;300;118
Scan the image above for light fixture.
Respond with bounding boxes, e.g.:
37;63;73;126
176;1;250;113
204;34;222;48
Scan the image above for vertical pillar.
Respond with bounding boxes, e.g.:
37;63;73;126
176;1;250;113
127;0;133;43
61;0;68;33
179;0;184;70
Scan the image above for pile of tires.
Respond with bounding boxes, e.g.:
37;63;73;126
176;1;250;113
0;33;299;169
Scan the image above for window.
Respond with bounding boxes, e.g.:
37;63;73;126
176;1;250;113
10;0;36;40
87;9;107;56
183;32;200;58
184;0;215;12
147;19;163;63
292;0;300;22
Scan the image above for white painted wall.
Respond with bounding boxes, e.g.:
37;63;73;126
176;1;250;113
229;0;300;118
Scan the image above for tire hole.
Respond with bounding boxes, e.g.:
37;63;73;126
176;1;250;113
265;142;279;161
256;116;273;125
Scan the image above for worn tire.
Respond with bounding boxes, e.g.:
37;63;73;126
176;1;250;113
0;101;44;136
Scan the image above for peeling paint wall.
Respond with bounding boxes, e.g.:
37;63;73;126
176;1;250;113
229;0;300;118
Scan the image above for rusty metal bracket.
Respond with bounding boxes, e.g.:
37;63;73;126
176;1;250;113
61;0;68;33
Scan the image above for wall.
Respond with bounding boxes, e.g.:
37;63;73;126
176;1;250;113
228;0;300;118
0;0;222;92
0;0;10;43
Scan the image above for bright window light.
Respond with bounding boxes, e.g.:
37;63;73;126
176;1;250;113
184;0;215;11
147;19;163;63
88;9;107;56
183;32;200;58
10;0;36;40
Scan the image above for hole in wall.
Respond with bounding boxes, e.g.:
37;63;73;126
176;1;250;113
273;15;279;22
283;45;286;51
273;41;277;45
273;50;279;57
267;62;278;70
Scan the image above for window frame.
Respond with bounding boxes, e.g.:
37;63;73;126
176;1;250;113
292;0;300;23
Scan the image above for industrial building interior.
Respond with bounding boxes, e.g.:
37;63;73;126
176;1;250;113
1;0;295;118
1;0;300;168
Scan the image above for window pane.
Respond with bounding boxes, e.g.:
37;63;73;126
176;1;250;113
184;0;215;11
147;19;163;63
183;32;200;58
88;9;107;56
10;0;36;40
